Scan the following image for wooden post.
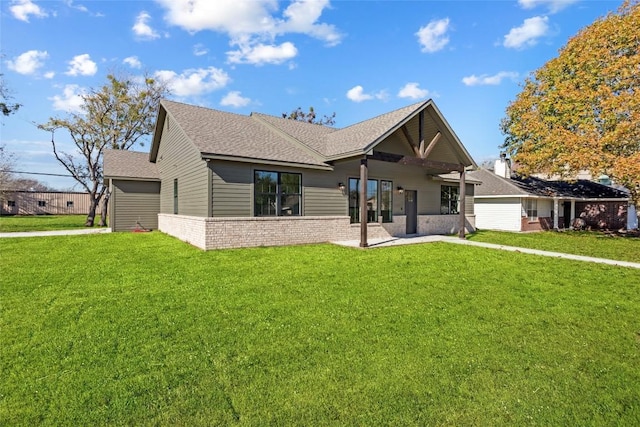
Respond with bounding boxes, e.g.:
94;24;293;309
360;157;368;248
458;168;466;239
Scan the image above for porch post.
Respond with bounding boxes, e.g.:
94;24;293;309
458;167;466;239
553;197;559;230
570;200;576;228
360;157;368;248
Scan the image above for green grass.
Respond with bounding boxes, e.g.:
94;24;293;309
1;232;639;425
0;215;105;232
468;230;640;263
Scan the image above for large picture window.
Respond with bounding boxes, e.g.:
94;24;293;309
440;185;459;215
254;171;301;216
349;178;393;223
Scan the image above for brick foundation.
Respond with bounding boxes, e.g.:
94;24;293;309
158;214;476;250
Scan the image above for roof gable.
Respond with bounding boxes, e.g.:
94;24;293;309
148;98;477;170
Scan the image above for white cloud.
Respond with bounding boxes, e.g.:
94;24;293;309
503;16;550;49
7;50;49;75
154;67;230;97
193;44;208;56
462;71;519;86
398;82;429;99
278;0;342;46
133;11;160;40
64;0;88;13
50;84;86;113
220;91;251;108
346;85;387;103
123;56;142;69
43;71;55;79
416;18;450;53
65;54;98;76
518;0;578;13
10;0;48;22
227;42;298;65
155;0;341;66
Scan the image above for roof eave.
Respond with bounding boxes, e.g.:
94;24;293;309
149;102;167;163
201;153;334;171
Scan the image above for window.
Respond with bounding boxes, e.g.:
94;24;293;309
173;179;178;214
254;171;301;216
440;185;459;215
526;199;538;221
7;200;16;207
38;200;46;207
66;201;74;208
349;178;393;223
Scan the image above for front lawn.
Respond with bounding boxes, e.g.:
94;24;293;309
0;214;105;232
468;230;640;263
1;232;639;425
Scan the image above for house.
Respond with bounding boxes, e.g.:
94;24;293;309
104;99;478;250
470;155;630;232
0;190;101;216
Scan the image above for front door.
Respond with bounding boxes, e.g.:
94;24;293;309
405;190;417;234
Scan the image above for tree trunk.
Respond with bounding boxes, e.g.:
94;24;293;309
99;189;110;227
86;196;100;227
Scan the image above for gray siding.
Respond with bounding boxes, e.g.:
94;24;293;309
156;116;209;217
302;169;346;216
110;180;160;231
210;161;346;217
210;161;252;216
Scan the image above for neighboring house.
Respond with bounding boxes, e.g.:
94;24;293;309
0;191;100;216
104;99;478;250
470;155;630;232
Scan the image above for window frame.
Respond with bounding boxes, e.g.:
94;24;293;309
173;178;178;214
254;170;302;217
526;199;538;221
440;185;459;215
348;178;393;224
37;200;46;207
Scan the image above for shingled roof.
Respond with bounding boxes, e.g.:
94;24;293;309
471;168;628;200
104;149;159;180
149;98;475;169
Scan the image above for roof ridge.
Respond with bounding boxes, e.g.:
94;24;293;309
250;114;329;164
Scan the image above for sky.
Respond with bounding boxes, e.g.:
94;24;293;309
0;0;623;190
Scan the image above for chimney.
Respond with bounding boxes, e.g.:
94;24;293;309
494;152;511;179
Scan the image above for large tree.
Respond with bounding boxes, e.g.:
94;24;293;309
39;74;169;226
283;106;336;126
0;144;16;198
1;73;21;117
501;0;640;206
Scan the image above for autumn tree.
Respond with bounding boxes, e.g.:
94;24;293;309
283;106;336;126
501;0;640;207
39;74;169;226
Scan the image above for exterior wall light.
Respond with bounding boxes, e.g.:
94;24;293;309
338;182;346;195
397;186;404;194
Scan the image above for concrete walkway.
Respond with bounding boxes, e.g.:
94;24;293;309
0;228;111;238
333;235;640;269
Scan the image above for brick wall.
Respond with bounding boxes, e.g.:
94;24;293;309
158;213;475;250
